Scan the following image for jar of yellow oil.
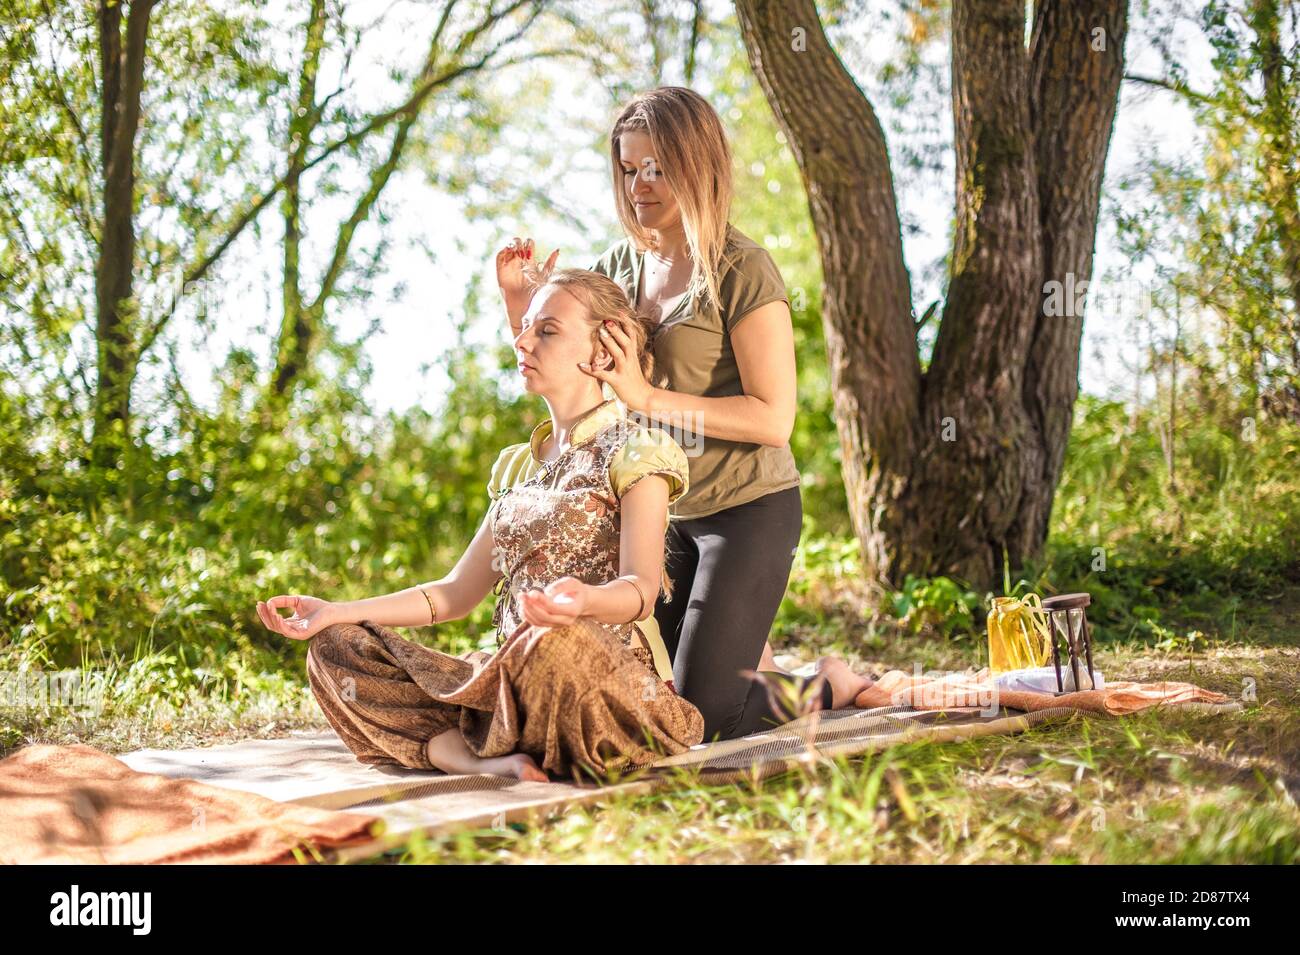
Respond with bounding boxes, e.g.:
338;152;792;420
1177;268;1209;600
986;593;1053;672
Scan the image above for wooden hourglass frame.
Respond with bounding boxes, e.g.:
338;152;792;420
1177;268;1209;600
1041;593;1098;693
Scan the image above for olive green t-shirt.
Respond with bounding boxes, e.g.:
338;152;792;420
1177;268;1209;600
590;222;802;521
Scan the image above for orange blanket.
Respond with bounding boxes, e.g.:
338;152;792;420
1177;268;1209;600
854;667;1232;715
0;743;383;864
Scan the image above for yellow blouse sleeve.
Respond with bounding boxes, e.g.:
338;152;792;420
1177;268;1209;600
487;443;535;500
608;428;690;504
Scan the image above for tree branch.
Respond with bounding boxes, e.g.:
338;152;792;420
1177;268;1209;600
142;1;553;359
1122;71;1229;107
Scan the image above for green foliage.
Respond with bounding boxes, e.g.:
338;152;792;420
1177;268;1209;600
1107;0;1300;418
0;4;1297;864
0;1;283;400
774;388;1300;651
888;574;981;639
0;0;1296;764
1040;391;1300;645
775;534;866;639
0;312;539;672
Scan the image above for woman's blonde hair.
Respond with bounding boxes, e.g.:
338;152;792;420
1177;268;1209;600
609;86;735;322
520;263;678;603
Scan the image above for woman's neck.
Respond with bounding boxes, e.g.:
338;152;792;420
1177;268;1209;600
539;390;609;459
651;220;689;260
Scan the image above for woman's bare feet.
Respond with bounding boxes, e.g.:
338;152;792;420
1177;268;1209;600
813;656;875;709
424;730;551;782
496;753;550;783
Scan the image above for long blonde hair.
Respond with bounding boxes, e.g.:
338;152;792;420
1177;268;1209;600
609;86;735;322
520;264;678;603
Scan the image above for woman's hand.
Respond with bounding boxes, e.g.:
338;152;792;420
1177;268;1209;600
580;319;654;411
255;594;338;641
519;576;588;628
496;237;559;321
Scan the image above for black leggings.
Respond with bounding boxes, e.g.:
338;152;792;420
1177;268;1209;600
652;485;833;742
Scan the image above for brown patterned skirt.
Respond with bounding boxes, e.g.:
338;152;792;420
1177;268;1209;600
305;616;705;783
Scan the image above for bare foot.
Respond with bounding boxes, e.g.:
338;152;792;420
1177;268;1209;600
425;730;551;782
492;753;550;783
814;656;875;709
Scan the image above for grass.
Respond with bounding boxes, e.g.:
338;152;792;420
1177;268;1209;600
4;569;1297;865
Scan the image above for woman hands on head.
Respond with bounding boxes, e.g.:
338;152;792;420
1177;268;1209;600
578;316;655;412
254;594;339;641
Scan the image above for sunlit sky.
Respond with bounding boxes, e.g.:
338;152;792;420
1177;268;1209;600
158;2;1214;423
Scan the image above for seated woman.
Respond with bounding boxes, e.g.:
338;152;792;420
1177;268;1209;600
254;266;872;784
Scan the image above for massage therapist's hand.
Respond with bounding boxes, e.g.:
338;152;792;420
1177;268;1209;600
579;319;654;412
496;237;559;324
520;576;588;628
254;594;340;641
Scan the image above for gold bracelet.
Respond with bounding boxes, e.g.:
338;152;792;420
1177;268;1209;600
418;585;437;625
618;577;645;624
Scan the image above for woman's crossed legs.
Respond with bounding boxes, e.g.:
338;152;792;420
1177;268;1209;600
306;615;702;784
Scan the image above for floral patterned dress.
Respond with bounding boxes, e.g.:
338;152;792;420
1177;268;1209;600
305;398;705;782
485;397;687;685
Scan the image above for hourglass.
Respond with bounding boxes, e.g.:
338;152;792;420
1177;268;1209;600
1041;593;1098;693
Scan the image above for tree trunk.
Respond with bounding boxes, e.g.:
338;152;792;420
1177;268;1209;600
735;0;1127;588
92;0;156;472
1010;0;1128;563
271;0;326;399
733;0;921;584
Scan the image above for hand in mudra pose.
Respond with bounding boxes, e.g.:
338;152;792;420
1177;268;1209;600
254;595;338;641
518;576;589;628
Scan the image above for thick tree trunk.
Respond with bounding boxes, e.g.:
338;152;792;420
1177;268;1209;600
914;0;1043;584
735;0;1127;588
92;0;156;471
1010;0;1128;562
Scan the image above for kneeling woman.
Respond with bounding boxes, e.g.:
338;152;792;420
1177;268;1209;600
254;267;863;784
